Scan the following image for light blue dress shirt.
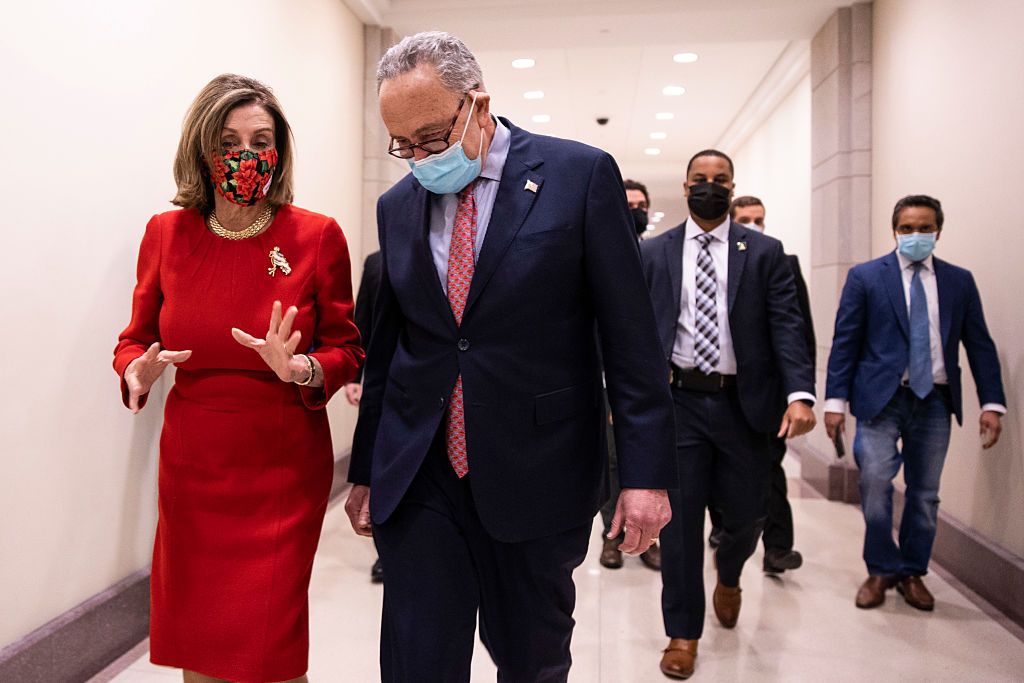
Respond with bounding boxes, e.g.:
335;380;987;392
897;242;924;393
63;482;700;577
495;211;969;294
428;116;511;295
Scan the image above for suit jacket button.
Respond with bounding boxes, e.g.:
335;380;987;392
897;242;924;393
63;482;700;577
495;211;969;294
458;338;470;351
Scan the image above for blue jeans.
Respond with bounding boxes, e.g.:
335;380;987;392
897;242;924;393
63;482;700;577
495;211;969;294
853;387;951;577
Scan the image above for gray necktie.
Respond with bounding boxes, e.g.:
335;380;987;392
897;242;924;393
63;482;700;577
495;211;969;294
693;233;720;375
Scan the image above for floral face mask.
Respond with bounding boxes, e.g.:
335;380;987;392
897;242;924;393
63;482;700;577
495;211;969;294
208;148;278;206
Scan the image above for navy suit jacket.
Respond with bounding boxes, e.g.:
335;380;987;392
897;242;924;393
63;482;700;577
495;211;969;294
825;252;1005;424
349;119;677;543
640;221;816;434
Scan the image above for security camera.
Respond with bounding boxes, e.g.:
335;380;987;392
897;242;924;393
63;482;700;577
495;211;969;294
596;117;609;126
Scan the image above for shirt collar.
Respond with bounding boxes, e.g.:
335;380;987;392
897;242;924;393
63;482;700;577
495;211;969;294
479;116;510;182
895;248;934;272
685;216;730;242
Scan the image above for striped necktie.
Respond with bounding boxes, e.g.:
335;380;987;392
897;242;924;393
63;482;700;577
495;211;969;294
693;232;720;375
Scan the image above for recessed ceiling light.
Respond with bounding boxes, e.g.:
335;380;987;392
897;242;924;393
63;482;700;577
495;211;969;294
523;90;545;100
644;147;662;156
673;52;699;64
650;132;668;140
512;58;535;69
532;114;551;123
652;216;662;223
645;224;656;232
653;212;665;218
655;112;675;121
663;85;686;96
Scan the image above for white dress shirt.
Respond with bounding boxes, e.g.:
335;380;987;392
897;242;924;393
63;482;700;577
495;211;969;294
824;250;1006;415
672;218;814;406
428;116;511;295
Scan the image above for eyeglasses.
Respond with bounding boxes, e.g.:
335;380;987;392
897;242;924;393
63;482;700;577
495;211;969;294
388;97;467;160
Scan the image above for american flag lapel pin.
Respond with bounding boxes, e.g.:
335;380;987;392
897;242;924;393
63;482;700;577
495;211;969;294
737;241;747;252
525;180;539;193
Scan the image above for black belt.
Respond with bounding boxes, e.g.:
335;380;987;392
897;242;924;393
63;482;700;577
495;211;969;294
669;364;736;393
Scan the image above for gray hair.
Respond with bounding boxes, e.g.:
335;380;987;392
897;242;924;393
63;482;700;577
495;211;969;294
377;31;484;94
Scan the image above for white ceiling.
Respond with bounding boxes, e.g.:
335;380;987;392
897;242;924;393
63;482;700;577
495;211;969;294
372;0;846;229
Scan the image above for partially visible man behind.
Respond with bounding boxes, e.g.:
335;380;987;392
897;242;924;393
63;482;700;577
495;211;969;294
728;195;814;574
825;194;1006;611
600;177;661;572
345;31;675;682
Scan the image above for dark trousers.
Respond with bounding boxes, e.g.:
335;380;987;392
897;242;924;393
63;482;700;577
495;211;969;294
661;385;771;640
708;437;794;552
373;432;592;683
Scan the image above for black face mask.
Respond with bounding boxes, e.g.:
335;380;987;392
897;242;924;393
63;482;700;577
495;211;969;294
630;208;649;237
687;182;732;221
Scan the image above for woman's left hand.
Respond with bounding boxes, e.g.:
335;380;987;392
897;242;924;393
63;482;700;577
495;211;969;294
232;301;310;382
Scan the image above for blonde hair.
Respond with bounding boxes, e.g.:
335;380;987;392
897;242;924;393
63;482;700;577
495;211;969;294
172;74;295;211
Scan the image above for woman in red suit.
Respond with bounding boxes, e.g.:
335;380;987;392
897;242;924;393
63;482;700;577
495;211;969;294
113;74;363;683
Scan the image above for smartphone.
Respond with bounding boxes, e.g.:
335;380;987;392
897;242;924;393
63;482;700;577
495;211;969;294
833;428;846;458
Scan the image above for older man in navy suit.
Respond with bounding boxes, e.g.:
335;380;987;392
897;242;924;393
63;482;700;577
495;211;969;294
825;194;1006;612
344;32;675;682
641;150;816;679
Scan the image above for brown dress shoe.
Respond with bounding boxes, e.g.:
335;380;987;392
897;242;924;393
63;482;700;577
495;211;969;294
712;581;742;628
855;575;898;609
600;537;623;569
898;575;935;611
660;639;698;679
640;542;662;571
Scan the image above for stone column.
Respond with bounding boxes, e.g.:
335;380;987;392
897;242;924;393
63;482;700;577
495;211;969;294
361;25;407;261
797;3;873;502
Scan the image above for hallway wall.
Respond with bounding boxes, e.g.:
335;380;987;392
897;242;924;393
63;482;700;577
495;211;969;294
872;0;1024;556
0;0;366;648
730;73;813;281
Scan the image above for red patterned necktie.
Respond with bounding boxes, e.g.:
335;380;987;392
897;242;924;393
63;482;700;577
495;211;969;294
445;181;478;478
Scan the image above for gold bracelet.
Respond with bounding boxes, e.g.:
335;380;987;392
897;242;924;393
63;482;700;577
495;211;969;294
295;354;316;386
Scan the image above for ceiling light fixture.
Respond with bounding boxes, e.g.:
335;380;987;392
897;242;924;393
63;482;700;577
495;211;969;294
532;114;551;123
512;58;536;69
673;52;699;63
662;85;686;96
644;148;662;156
655;112;674;121
650;132;668;140
523;90;544;100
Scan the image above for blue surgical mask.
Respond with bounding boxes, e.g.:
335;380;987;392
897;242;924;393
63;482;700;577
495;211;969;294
897;232;937;262
408;93;483;194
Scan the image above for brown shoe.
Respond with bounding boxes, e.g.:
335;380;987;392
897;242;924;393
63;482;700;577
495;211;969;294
640;542;662;571
600;537;623;569
712;581;741;628
897;575;935;611
660;639;698;679
855;575;898;609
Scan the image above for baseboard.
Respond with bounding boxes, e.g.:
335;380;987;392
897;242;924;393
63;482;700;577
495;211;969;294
893;489;1024;628
1;449;353;683
791;439;861;503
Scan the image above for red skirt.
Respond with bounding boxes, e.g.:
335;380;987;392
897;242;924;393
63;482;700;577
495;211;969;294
149;369;333;682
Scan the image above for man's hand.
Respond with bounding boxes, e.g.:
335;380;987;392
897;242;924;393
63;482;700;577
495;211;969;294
345;485;373;537
980;411;1002;449
824;411;846;441
344;383;363;406
607;488;671;556
778;401;816;439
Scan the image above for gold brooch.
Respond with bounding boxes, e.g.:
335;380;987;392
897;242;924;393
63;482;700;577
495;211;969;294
268;246;291;277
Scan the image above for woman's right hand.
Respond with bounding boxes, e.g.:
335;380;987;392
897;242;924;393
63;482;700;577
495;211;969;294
125;342;192;413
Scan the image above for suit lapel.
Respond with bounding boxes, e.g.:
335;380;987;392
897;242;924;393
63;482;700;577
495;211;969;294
464;122;542;315
934;257;953;347
664;225;684;319
407;180;458;329
883;252;910;339
726;222;747;312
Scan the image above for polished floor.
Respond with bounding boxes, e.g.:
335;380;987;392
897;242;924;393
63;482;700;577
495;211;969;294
96;458;1024;682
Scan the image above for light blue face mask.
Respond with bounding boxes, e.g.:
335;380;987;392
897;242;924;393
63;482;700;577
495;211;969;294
408;93;482;195
897;232;937;262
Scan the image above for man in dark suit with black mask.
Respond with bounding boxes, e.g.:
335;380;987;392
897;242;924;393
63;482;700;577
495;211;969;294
641;150;816;679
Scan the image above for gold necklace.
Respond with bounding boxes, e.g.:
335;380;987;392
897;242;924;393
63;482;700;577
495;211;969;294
207;204;275;240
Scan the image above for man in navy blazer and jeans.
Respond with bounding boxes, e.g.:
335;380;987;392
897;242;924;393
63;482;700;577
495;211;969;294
345;32;675;682
825;194;1006;612
641;150;816;679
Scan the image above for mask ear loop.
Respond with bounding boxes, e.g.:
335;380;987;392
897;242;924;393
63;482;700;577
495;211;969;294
458;91;479;143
